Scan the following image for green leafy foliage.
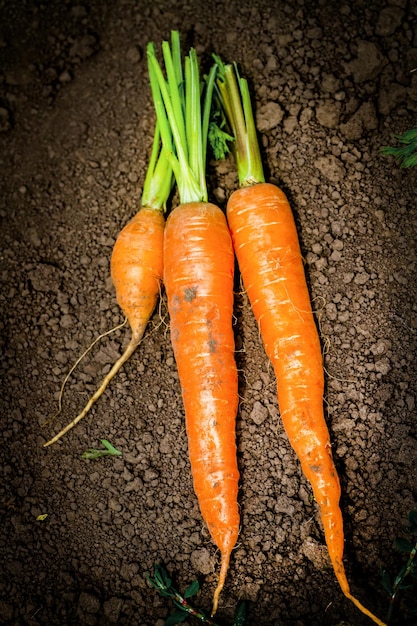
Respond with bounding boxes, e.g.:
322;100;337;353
146;563;247;626
381;568;393;596
165;611;189;625
184;580;200;599
408;510;417;533
81;439;122;459
208;121;234;160
381;510;417;622
394;538;415;554
380;127;417;168
233;601;247;626
208;103;234;161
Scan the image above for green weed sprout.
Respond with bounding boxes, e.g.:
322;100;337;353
146;564;247;626
81;439;122;459
381;510;417;622
380;127;417;168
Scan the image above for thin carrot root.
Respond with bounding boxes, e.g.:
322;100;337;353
43;327;144;447
345;592;387;626
42;318;128;428
334;563;387;626
211;550;231;617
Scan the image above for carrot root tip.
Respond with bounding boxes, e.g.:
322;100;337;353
211;550;231;616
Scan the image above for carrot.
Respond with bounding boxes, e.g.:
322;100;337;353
164;201;239;616
147;36;239;615
43;58;175;447
215;61;387;626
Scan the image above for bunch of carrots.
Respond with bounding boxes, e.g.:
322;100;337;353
43;31;387;625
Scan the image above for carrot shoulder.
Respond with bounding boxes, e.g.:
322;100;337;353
147;34;239;616
216;61;386;626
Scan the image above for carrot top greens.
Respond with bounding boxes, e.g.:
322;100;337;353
214;58;265;187
141;121;174;210
147;31;217;204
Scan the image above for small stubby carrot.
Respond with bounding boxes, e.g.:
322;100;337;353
215;61;387;626
43;170;166;448
43;100;174;447
147;36;239;615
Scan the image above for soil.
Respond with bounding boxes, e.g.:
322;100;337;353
1;1;417;625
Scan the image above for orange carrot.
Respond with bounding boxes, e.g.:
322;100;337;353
44;119;173;447
164;201;239;616
215;61;386;626
111;206;164;341
147;37;239;615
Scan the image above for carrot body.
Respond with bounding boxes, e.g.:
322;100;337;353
227;182;386;626
44;206;164;447
111;206;165;337
164;201;239;615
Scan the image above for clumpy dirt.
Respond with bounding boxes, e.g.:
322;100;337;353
1;1;417;625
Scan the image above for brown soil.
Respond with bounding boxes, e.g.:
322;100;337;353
1;1;416;625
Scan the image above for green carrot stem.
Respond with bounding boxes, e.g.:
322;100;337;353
202;64;218;171
215;60;264;187
147;43;184;184
162;38;187;158
147;31;216;204
141;122;173;210
171;30;184;93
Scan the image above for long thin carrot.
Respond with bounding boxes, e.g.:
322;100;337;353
147;36;239;616
43;43;177;447
215;61;386;626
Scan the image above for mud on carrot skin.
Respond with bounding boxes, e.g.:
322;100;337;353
214;59;387;626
